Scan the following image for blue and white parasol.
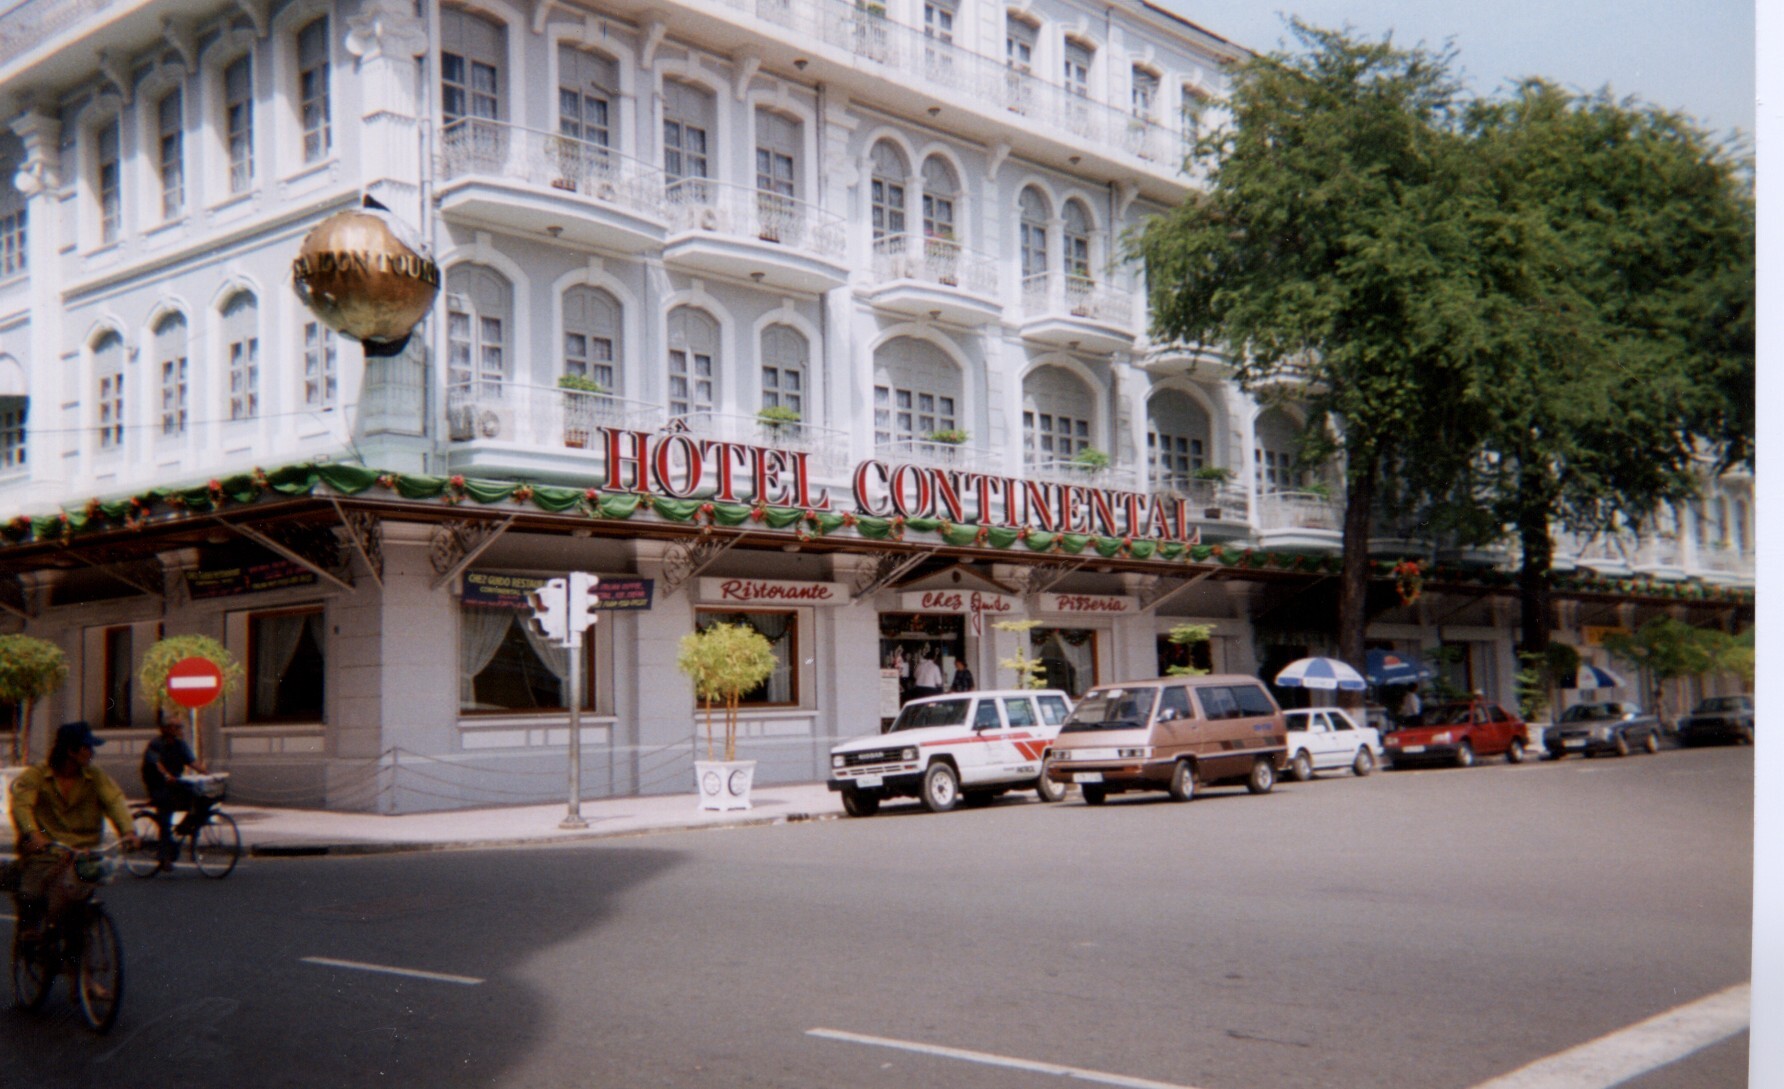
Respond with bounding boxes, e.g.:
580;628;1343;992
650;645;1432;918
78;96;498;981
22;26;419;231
1569;663;1625;690
1364;649;1438;687
1274;657;1367;692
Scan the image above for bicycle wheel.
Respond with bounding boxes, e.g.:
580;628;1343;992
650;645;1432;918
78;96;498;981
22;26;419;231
191;813;241;879
11;930;53;1010
75;908;122;1033
124;812;165;878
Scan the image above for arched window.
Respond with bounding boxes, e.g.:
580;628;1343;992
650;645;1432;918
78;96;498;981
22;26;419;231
921;156;958;241
224;54;254;193
297;16;332;163
563;285;620;391
870;142;908;240
874;337;960;445
95;117;121;244
441;8;503;123
93;331;125;450
303;319;338;410
1023;367;1094;465
1062;199;1092;280
222;292;259;420
558;45;617;149
1018;187;1049;282
446;265;511;390
154;313;188;437
663;80;713;193
1254;408;1303;491
760;324;807;416
156;88;185;220
667;307;719;417
1063;38;1093;98
1148;390;1212;483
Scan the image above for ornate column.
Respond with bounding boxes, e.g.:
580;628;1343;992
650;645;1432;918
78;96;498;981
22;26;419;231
11;108;64;506
346;0;429;223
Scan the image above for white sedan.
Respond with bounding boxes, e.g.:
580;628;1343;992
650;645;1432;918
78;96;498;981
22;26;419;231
1283;708;1381;781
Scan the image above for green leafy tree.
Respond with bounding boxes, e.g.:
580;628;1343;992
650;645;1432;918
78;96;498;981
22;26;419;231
994;620;1047;690
1136;21;1485;684
1602;618;1713;729
139;635;244;764
677;622;778;762
0;634;68;765
1444;83;1754;657
1163;623;1213;677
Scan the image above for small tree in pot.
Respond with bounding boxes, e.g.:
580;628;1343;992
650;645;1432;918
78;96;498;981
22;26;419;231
0;634;68;766
677;622;778;810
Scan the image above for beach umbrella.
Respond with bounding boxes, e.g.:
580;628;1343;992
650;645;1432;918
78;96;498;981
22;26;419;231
1567;663;1625;690
1364;649;1437;687
1274;657;1367;692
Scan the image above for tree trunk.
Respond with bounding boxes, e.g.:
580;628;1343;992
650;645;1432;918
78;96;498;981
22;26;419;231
1516;468;1555;658
1337;453;1380;708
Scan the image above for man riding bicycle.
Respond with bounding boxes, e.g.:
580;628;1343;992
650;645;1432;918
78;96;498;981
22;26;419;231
9;721;139;940
141;717;215;872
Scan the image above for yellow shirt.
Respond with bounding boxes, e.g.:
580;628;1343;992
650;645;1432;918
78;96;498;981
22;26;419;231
9;763;134;850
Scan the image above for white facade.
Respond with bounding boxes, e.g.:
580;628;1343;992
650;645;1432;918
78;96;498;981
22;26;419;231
0;0;1752;811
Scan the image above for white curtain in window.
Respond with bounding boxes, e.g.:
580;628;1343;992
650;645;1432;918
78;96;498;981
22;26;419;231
745;613;793;702
460;609;515;707
253;614;307;715
518;616;572;686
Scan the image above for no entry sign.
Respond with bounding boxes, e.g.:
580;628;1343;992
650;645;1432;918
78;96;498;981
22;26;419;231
166;656;225;710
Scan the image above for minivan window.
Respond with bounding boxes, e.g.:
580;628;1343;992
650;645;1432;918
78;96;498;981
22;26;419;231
892;698;969;730
1233;684;1276;716
1197;686;1239;719
1037;695;1069;724
1002;698;1037;727
1061;686;1158;732
1158;686;1192;721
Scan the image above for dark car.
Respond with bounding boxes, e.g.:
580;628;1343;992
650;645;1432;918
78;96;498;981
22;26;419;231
1544;701;1661;759
1676;695;1754;747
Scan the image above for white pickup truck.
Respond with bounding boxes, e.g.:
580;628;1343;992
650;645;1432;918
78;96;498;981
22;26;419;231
828;689;1074;815
1283;707;1382;780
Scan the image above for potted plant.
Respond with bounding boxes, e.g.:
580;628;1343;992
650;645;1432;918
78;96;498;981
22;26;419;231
0;635;68;781
677;621;778;811
139;634;244;765
558;373;605;448
757;404;802;434
1190;466;1233;517
994;619;1048;690
1071;447;1111;473
926;429;969;445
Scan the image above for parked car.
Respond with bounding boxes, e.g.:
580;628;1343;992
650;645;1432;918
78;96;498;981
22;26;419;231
1045;675;1287;804
1676;695;1755;747
1283;708;1382;781
1543;701;1661;759
1382;698;1529;768
827;689;1074;815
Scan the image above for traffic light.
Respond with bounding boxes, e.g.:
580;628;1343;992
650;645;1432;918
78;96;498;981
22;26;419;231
568;571;601;633
527;578;570;644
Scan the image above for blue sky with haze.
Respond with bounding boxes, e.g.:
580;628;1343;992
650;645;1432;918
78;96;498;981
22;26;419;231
1171;2;1756;141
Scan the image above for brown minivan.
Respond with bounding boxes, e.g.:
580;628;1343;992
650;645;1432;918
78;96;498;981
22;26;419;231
1044;675;1288;805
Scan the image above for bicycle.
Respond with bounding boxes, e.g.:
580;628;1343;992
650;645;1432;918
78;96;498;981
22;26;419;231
9;841;126;1033
124;772;240;879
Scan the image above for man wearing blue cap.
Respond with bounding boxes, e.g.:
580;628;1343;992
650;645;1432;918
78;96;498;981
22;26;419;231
8;721;138;940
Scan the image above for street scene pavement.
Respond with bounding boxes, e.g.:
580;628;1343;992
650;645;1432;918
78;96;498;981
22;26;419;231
3;745;1755;1089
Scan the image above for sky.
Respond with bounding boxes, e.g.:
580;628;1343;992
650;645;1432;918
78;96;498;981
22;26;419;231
1168;1;1757;142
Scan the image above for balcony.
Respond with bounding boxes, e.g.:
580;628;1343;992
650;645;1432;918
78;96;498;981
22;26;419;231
444;381;666;479
1628;534;1687;582
1253;489;1343;553
1692;544;1754;586
662;180;848;293
1026;457;1140;493
1020;273;1137;353
865;234;1002;326
1564;531;1637;579
873;437;1002;475
663;410;854;480
1154;474;1251;539
436;120;667;254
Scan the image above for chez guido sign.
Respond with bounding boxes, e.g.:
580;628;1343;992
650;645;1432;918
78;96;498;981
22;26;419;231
575;424;1201;543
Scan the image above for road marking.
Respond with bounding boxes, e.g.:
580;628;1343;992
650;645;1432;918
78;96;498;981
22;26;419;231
1466;983;1750;1089
807;1028;1207;1089
300;956;483;986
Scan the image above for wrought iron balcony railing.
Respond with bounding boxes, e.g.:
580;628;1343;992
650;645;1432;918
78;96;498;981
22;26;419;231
437;119;667;217
870;233;998;296
663;179;847;262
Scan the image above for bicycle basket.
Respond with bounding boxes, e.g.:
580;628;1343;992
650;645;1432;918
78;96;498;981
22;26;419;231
73;853;116;885
184;773;229;800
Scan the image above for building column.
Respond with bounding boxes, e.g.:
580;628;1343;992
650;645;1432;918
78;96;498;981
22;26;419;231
11;109;62;510
345;0;429;223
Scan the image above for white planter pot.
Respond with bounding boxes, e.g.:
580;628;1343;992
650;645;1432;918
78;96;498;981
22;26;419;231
694;759;756;812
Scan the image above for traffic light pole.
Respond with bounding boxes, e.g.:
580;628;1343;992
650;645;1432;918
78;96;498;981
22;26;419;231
562;578;587;830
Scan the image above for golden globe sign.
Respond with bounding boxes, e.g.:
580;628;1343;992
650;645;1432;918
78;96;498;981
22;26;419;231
291;199;440;355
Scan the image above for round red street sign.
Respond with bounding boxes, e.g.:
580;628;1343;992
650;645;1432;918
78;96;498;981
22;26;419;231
166;656;225;710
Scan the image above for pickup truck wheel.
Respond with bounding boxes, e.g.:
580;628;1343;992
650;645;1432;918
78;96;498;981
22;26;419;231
1289;750;1314;783
1643;731;1660;754
840;788;880;817
1035;772;1067;803
1614;733;1631;757
1168;760;1198;802
1247;757;1276;795
1454;742;1475;768
1506;738;1527;764
1352;748;1376;777
920;762;960;813
1081;784;1107;806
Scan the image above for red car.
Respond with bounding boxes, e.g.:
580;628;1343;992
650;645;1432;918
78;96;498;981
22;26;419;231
1383;698;1529;768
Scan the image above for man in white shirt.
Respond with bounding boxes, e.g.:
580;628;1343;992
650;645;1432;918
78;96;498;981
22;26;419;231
912;652;945;699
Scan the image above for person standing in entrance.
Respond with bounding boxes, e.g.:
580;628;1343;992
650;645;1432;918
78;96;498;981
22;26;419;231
949;660;976;692
912;651;945;699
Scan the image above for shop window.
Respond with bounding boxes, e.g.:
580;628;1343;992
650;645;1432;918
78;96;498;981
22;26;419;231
1155;631;1212;676
695;609;796;705
1030;627;1097;697
460;598;596;713
101;626;132;728
249;608;326;722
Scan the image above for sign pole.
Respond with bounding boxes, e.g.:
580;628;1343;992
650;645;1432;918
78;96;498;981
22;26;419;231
561;576;587;830
190;706;201;765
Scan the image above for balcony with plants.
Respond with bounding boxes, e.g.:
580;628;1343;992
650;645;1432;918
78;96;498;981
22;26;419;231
665;406;854;479
436;120;668;254
1020;273;1137;353
1025;447;1140;491
1153;467;1251;537
662;179;848;294
443;376;666;479
1253;484;1344;553
865;233;1002;326
873;428;1001;474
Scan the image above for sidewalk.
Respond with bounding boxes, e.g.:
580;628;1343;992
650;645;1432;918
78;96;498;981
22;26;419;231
8;781;845;858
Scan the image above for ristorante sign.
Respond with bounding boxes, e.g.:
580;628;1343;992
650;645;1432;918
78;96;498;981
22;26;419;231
583;425;1198;543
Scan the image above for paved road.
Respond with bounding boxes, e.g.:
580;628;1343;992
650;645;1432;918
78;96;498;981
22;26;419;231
3;745;1752;1088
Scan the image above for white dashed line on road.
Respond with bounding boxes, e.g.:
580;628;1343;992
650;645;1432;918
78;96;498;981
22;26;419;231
1465;983;1750;1089
299;956;484;986
807;1028;1208;1089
